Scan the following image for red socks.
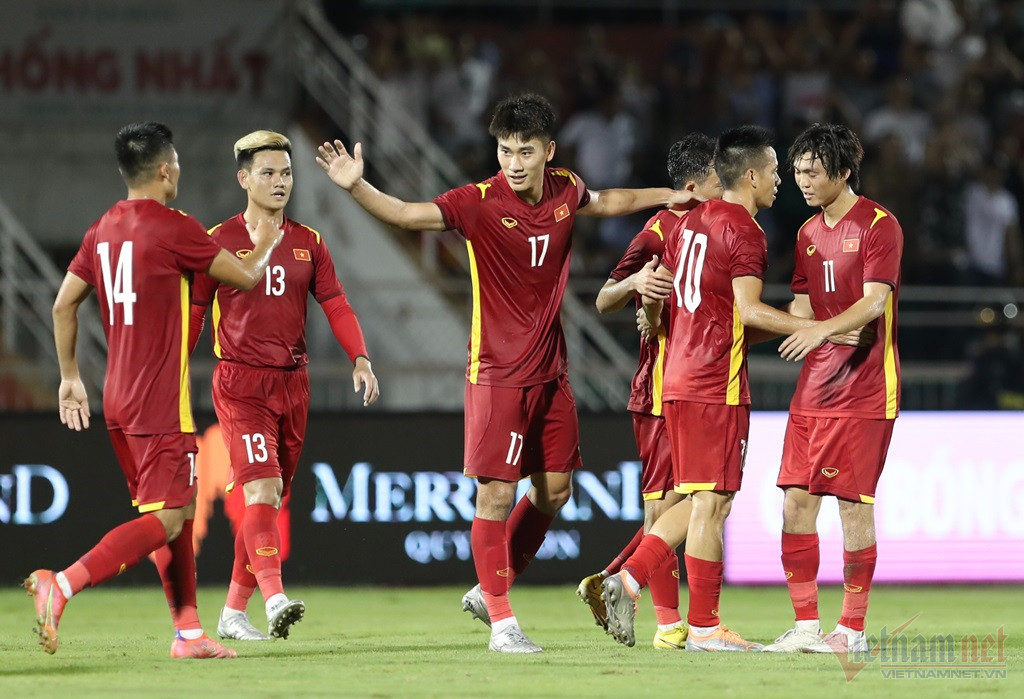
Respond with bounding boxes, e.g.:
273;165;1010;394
225;525;258;611
782;532;820;622
605;526;645;575
684;553;723;627
243;503;284;600
76;513;168;589
649;550;682;626
506;497;553;583
622;534;673;589
152;519;200;631
471;516;514;623
839;544;877;631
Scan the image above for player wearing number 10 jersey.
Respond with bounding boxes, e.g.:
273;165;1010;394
764;124;903;655
317;93;701;653
601;126;826;652
30;122;282;658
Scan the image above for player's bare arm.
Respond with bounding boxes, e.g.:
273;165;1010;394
352;356;380;407
52;272;94;431
206;218;284;291
779;281;891;361
316;140;446;231
745;294;874;347
579;188;704;218
596;256;671;314
733;276;819;337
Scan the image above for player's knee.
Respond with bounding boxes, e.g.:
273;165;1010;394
155;509;187;542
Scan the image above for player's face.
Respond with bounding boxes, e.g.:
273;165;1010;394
754;147;781;208
792;151;847;208
497;135;554;202
241;149;293;213
693;168;724;201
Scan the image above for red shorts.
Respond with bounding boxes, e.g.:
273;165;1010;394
212;362;310;497
665;400;750;494
464;375;582;481
108;429;198;513
778;414;894;503
632;412;673;501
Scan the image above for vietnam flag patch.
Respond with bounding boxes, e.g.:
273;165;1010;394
554;203;570;222
842;239;860;253
293;248;311;261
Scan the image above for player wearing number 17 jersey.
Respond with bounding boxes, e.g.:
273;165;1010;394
29;122;282;658
317;93;701;653
601;126;826;652
764;124;902;655
189;130;378;642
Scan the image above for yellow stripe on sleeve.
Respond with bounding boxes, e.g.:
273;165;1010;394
178;276;194;433
466;240;482;384
726;301;744;406
883;293;898;419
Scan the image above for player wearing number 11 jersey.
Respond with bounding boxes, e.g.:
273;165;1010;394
189;130;379;642
317;93;701;653
29;121;283;658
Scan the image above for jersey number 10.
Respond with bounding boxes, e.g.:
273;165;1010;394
97;241;137;326
672;228;708;312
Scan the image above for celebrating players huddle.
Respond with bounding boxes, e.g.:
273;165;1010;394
26;92;900;659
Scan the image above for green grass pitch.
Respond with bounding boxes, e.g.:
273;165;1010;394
1;584;1020;697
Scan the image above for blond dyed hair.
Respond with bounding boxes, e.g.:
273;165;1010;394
234;130;292;169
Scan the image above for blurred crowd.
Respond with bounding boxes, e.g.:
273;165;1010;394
349;0;1024;287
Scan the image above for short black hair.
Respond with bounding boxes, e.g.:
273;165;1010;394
488;93;556;143
114;122;174;186
788;123;864;191
714;125;775;190
667;133;716;188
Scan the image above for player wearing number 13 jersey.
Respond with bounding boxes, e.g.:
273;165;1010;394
764;124;903;655
31;122;283;659
189;131;379;643
602;127;825;652
317;93;702;653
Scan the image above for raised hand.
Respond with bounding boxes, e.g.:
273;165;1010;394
58;378;90;431
316;140;364;191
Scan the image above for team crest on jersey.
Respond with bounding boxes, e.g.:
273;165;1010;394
294;248;311;261
806;245;816;256
554;203;570;222
501;217;518;228
821;467;839;478
843;239;860;253
236;249;252;258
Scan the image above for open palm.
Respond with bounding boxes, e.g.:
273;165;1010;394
316;140;364;190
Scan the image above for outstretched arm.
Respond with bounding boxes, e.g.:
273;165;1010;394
316;140;446;231
52;272;93;431
579;188;703;218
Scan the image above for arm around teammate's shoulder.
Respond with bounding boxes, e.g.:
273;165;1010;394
579;188;703;218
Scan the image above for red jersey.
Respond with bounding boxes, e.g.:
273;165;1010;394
660;199;768;406
67;199;221;435
609;210;677;416
192;214;345;369
789;196;902;419
434;168;590;387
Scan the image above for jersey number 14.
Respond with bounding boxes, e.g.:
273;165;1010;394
97;241;137;325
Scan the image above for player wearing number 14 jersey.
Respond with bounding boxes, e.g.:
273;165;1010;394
190;131;379;642
30;122;283;658
316;93;701;653
764;124;902;654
